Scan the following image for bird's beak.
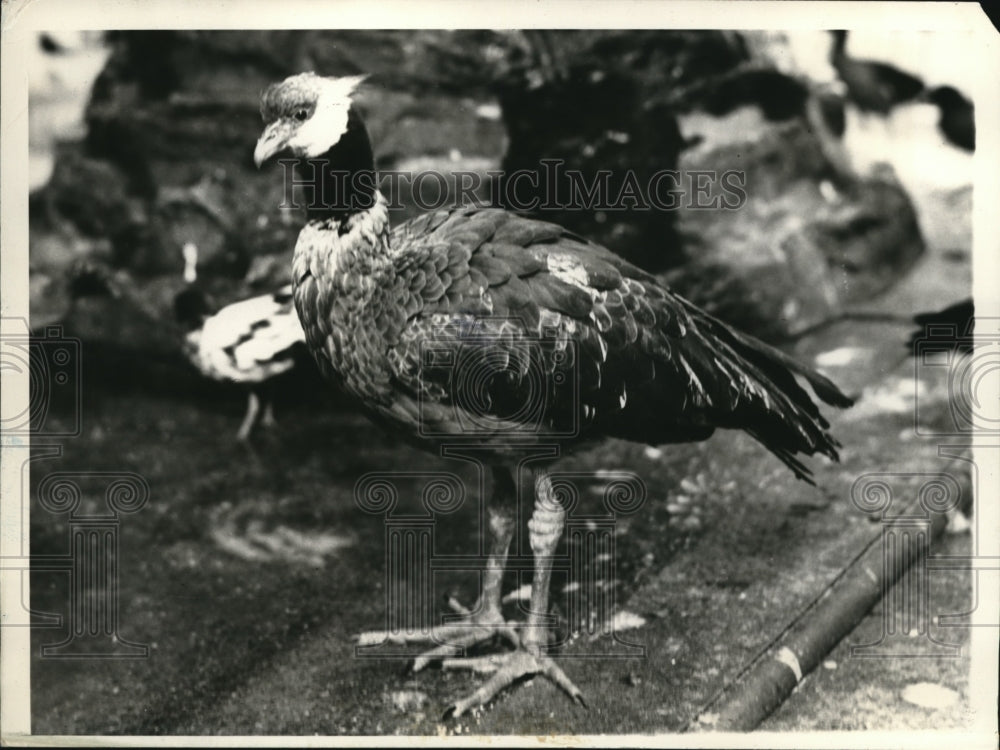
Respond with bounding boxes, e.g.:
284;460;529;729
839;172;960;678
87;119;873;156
254;120;294;168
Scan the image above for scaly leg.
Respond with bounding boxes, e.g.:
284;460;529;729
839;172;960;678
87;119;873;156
236;390;261;442
443;468;586;718
357;465;520;660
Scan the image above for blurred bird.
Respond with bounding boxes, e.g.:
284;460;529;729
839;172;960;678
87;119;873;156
829;30;924;114
692;67;815;122
175;243;307;441
922;86;975;152
255;72;853;717
907;298;974;355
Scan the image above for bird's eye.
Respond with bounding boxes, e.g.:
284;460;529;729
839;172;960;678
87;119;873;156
293;109;309;122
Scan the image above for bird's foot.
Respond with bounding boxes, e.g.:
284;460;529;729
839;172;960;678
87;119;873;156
441;646;586;718
356;596;521;669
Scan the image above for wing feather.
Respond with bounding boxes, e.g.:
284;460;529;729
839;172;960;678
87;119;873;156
303;206;852;478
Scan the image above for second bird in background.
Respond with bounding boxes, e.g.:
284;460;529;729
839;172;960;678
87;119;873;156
174;242;307;441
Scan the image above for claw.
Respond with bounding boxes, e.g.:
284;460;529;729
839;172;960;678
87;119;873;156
541;656;586;704
439;649;585;719
445;595;472;616
361;595;585;719
440;654;505;673
356;630;392;647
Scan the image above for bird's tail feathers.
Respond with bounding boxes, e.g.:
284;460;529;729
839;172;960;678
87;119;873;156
684;305;853;479
728;326;855;409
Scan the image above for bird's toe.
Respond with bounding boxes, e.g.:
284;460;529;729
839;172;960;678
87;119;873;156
439;648;586;719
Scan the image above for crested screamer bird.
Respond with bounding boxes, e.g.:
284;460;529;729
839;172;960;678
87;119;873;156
254;72;854;717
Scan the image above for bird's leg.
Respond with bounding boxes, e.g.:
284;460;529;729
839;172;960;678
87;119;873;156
258;381;278;430
236;390;261;442
522;470;564;656
475;465;518;622
260;399;278;429
443;469;585;718
358;466;520;661
408;469;521;669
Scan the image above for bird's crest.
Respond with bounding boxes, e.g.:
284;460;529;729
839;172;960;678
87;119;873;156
257;72;369;160
260;72;366;123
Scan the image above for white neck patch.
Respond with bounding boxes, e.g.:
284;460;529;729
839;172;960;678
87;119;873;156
289;75;366;158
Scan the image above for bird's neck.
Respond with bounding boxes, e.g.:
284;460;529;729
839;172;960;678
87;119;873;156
292;189;393;288
296;106;377;224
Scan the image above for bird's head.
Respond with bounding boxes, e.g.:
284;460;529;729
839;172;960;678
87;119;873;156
254;72;367;168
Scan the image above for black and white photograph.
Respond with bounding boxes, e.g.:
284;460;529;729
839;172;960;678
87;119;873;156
2;1;998;744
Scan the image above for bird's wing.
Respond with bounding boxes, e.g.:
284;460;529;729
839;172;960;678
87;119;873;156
194;286;305;382
383;208;851;478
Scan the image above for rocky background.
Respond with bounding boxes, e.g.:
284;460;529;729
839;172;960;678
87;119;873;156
29;30;971;356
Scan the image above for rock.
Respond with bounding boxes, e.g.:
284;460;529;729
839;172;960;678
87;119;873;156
36;149;146;264
667;107;923;341
808;169;925;302
29;271;73;329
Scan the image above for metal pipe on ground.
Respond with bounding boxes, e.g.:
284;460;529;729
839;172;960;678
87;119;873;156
688;464;966;732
